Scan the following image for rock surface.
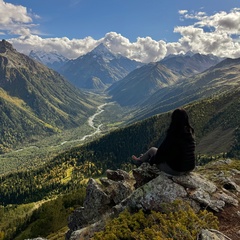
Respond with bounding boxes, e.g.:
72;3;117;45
66;161;240;240
197;229;232;240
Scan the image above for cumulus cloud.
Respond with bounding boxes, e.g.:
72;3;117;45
196;8;240;34
0;0;39;36
9;32;168;63
9;35;99;59
173;8;240;58
3;2;240;63
102;32;167;62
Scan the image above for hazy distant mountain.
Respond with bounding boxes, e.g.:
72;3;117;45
29;50;69;71
0;40;98;152
132;57;240;121
108;62;179;106
107;53;223;107
159;53;222;77
59;43;144;90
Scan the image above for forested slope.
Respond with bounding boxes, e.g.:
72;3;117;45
0;40;99;152
1;87;240;206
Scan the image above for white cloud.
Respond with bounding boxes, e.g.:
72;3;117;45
180;8;240;34
9;33;168;63
172;8;240;58
179;10;188;15
102;32;167;62
0;0;38;36
199;8;240;34
9;35;98;59
4;4;240;63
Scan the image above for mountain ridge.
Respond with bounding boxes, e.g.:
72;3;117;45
59;43;144;90
108;62;179;106
159;52;222;77
129;56;240;121
0;40;100;151
108;53;223;108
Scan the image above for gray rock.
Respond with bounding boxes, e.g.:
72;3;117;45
67;162;239;240
197;229;232;240
215;191;238;207
120;173;187;212
67;207;86;232
83;178;111;222
222;180;240;192
106;169;131;181
172;172;217;193
100;178;134;204
190;188;225;211
132;162;161;188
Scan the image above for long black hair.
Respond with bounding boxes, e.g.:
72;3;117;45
167;108;194;136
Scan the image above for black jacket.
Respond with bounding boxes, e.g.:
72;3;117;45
150;131;196;172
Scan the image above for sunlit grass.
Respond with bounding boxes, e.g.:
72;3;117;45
61;167;74;184
0;88;26;109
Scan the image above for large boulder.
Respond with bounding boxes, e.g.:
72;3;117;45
66;161;240;240
67;169;134;238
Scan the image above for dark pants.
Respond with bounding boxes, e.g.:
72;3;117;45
139;147;190;176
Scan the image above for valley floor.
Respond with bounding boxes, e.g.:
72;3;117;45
0;100;132;175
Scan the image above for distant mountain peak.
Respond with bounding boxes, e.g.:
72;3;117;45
159;52;222;77
59;43;144;90
29;50;69;70
91;43;112;55
90;43;116;62
29;50;68;64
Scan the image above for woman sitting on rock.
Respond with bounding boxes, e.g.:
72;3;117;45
132;108;196;176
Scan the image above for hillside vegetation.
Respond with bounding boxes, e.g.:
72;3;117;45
1;87;240;207
0;40;100;152
0;190;86;240
1;41;240;239
93;200;219;240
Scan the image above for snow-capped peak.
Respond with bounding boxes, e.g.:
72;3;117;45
29;50;69;70
90;43;116;62
29;50;69;65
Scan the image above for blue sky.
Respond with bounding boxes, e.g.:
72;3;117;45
1;0;240;62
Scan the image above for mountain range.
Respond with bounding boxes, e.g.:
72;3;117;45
58;43;144;89
107;62;179;106
159;52;222;77
1;39;240;240
108;52;223;108
132;56;240;121
0;40;99;152
31;43;223;109
1;39;239;152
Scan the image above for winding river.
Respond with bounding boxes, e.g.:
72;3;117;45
60;102;112;145
12;102;113;152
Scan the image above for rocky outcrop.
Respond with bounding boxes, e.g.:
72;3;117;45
0;39;16;53
197;229;232;240
66;161;240;240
